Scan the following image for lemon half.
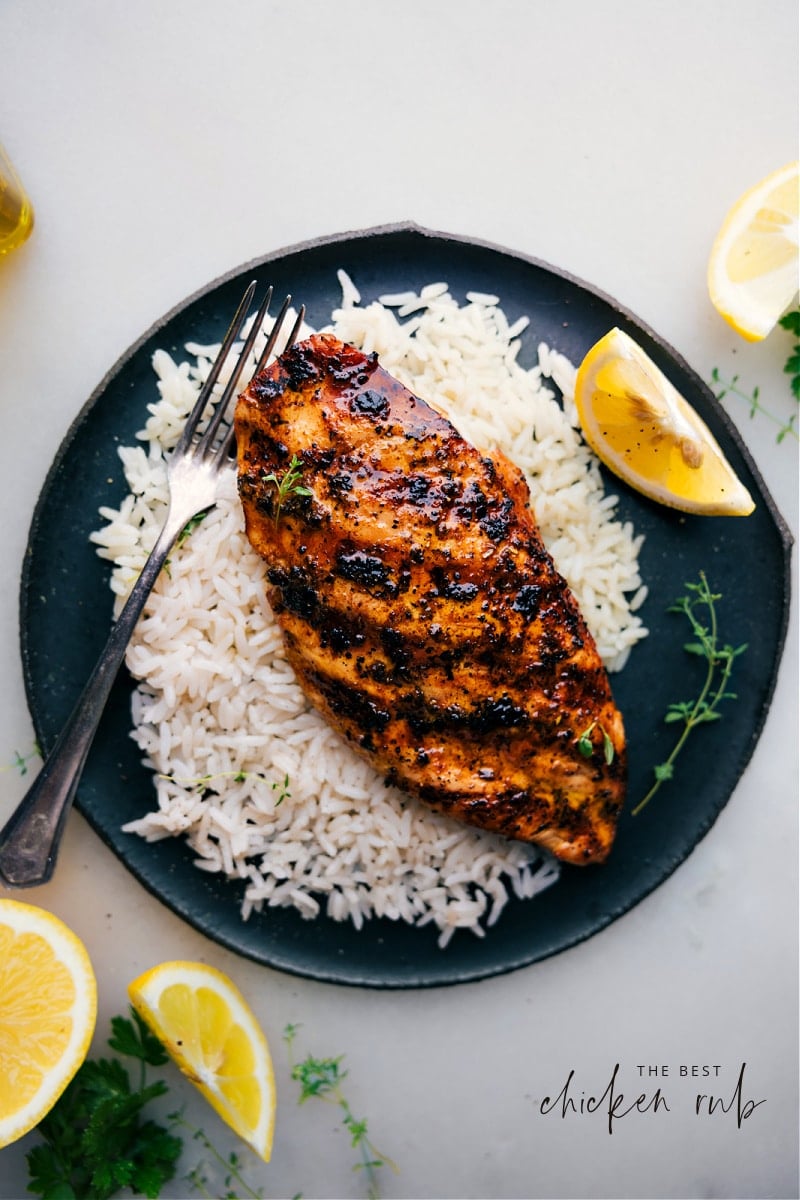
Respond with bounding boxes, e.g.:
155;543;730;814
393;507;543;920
128;960;276;1161
707;161;799;341
0;900;97;1148
574;328;755;516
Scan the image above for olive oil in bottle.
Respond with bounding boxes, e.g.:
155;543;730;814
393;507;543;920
0;144;34;256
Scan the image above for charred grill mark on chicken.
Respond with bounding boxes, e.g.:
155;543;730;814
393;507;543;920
235;333;626;865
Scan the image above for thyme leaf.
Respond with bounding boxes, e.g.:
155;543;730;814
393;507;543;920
177;511;209;546
178;1118;263;1199
272;772;291;806
262;454;313;524
711;367;798;442
164;512;211;576
2;743;41;777
711;307;800;436
633;572;747;814
156;768;290;808
283;1024;398;1200
575;720;615;765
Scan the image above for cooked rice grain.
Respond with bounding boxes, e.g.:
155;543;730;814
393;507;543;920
91;277;647;946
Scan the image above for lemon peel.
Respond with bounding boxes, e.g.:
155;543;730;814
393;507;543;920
708;161;799;341
0;899;97;1148
574;328;755;516
128;960;276;1161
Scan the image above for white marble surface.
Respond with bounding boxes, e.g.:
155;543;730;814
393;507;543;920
1;2;797;1197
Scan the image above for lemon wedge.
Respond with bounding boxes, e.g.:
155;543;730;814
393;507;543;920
574;328;755;516
128;960;276;1161
0;899;97;1148
707;161;799;341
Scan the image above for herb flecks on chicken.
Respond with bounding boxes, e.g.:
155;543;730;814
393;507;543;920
235;333;626;865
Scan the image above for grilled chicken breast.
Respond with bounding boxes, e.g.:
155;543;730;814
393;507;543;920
235;333;626;864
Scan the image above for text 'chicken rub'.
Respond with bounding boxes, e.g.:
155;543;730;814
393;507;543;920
235;333;626;864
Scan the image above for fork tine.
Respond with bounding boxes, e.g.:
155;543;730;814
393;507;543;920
253;293;294;374
284;305;306;354
212;294;303;465
197;285;275;451
178;284;303;467
0;279;308;889
175;280;257;453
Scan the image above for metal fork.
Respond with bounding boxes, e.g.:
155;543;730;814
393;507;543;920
0;282;303;888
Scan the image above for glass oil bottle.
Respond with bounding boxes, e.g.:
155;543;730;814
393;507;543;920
0;144;34;256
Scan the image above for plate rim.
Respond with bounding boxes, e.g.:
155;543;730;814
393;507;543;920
25;219;795;563
18;221;795;988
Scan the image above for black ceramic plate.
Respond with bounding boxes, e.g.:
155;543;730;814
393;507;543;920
20;223;792;988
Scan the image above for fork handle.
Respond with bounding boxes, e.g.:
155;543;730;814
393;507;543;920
0;519;180;887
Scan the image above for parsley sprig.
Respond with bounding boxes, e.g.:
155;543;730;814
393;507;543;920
262;454;312;524
284;1024;397;1200
778;308;800;399
633;572;747;814
26;1010;181;1200
26;1010;262;1200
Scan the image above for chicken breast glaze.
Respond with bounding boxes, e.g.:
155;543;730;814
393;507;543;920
235;333;626;865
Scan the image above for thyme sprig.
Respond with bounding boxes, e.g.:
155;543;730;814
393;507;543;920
712;306;800;433
2;743;41;776
575;720;615;765
177;511;210;546
262;454;312;524
164;512;211;577
179;1121;263;1199
157;769;291;806
633;572;747;814
157;769;260;789
284;1024;398;1200
711;368;798;442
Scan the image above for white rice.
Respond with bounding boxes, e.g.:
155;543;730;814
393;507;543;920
90;274;648;947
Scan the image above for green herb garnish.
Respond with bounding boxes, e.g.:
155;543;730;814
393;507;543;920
711;364;799;442
633;572;747;814
25;1010;263;1200
178;1122;263;1199
575;720;615;765
2;743;41;777
157;768;289;808
26;1010;181;1200
778;307;800;400
177;510;210;546
262;454;313;524
284;1024;397;1200
157;768;265;791
272;772;291;806
711;306;800;435
164;512;211;577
